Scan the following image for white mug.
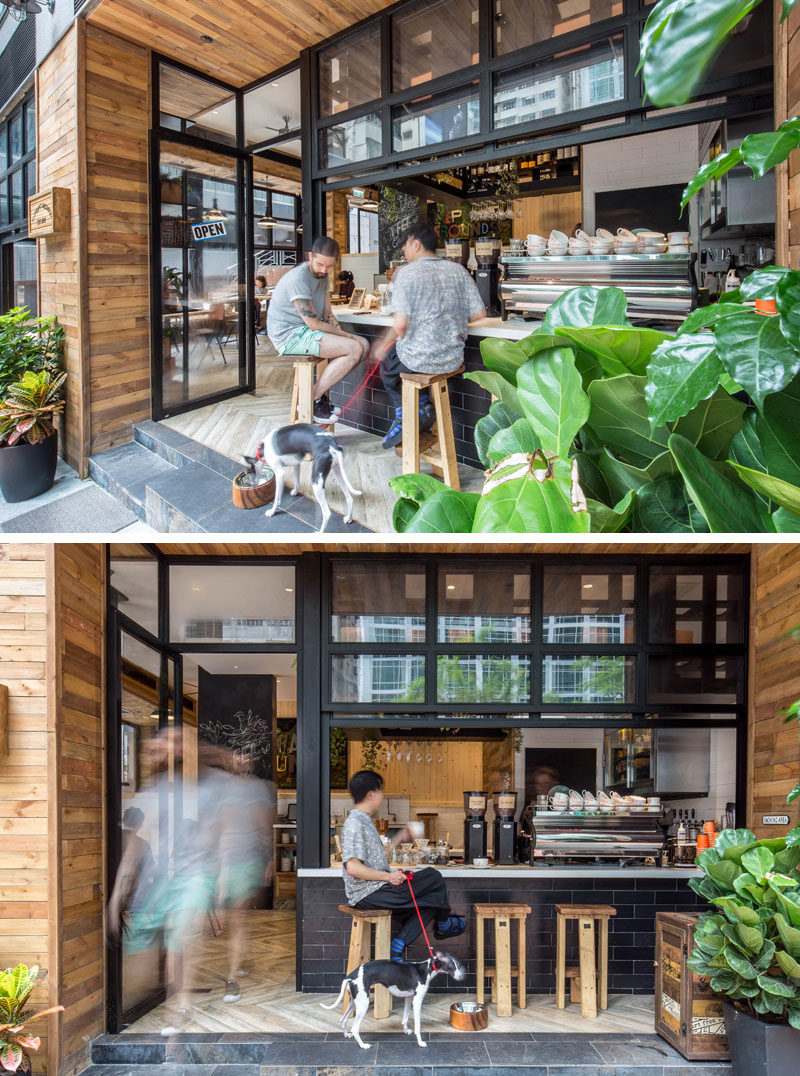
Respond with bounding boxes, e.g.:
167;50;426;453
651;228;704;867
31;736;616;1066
616;227;637;241
596;228;615;242
549;792;569;809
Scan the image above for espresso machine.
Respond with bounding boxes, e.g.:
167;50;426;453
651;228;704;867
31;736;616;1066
463;790;488;861
492;790;518;865
474;238;502;316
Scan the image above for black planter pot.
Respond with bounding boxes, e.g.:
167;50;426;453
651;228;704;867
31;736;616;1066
0;430;59;503
723;1001;800;1076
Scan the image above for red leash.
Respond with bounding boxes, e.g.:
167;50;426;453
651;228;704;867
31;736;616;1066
403;870;437;965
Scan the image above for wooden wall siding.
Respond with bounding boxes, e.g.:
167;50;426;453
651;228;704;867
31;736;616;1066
84;26;151;459
749;544;800;838
787;4;800;270
0;546;50;1072
512;191;582;240
36;26;88;474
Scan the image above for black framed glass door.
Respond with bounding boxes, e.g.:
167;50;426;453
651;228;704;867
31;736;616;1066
107;615;184;1031
151;135;252;418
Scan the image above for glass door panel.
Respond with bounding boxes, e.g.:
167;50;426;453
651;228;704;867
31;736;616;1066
156;140;246;414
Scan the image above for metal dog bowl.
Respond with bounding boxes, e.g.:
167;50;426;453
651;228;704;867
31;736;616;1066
450;1000;488;1031
232;468;276;510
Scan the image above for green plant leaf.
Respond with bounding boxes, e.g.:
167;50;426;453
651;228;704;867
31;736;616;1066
597;448;674;504
715;828;757;855
730;464;800;521
588;490;635;532
516;348;590;458
587;375;670;469
474;401;522;468
774;913;800;960
741;845;776;881
736;923;766;954
729;411;769;508
677;304;746;334
790;1007;800;1030
645;334;722;425
516;332;566;360
733;872;765;903
464;370;522;414
776;889;800;927
574;450;614;505
776;950;800;982
672;385;745;460
480;336;538;386
640;0;763;109
696;847;722;871
554;325;669;377
711;896;761;926
740;265;794;300
487;418;540;466
777;270;800;352
680;146;744;211
757;972;797;997
723;945;758;979
669;433;775;532
715;309;800;410
787;825;800;848
389;472;451;507
401;490;479;533
634;473;709;532
472;455;591;533
741;118;800;179
758;380;800;487
774;846;800;875
541;286;630;331
707;858;742;890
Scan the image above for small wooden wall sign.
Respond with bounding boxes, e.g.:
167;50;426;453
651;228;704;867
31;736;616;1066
28;187;71;237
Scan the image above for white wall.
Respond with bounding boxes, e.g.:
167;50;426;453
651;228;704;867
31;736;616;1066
582;126;700;242
341;253;379;292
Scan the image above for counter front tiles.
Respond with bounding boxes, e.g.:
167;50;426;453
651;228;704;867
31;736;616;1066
299;865;700;879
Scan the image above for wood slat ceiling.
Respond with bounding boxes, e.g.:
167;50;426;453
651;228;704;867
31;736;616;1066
87;0;399;87
125;542;754;557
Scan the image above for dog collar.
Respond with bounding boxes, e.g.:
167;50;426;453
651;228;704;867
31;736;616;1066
256;442;264;462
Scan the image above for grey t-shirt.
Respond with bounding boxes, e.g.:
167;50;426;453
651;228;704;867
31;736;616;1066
267;262;329;350
392;257;485;373
341;807;390;904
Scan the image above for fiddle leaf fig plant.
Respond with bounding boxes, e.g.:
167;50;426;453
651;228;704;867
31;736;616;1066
686;831;800;1028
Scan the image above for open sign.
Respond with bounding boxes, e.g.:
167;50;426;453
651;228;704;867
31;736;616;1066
191;220;227;241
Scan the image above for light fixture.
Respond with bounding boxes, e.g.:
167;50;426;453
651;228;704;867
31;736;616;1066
191;584;201;591
203;197;228;222
234;664;239;670
285;587;294;593
359;199;379;210
295;224;303;234
258;214;277;228
447;584;456;591
583;583;593;589
200;34;214;42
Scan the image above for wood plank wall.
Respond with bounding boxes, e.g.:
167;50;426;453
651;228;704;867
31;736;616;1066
84;26;151;459
749;544;800;838
787;4;800;270
511;191;583;240
36;26;88;473
0;546;50;1073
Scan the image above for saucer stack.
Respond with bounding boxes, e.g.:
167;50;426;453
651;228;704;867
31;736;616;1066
547;229;569;255
666;230;691;253
589;228;614;255
526;233;546;256
636;230;667;254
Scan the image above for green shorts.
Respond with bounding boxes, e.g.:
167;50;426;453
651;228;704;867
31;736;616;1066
220;861;265;905
278;326;325;357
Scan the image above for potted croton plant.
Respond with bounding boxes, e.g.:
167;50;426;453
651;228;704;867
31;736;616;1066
687;828;800;1075
0;963;63;1074
0;369;66;503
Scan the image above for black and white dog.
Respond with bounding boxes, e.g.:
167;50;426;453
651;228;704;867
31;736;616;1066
243;424;362;533
320;951;465;1049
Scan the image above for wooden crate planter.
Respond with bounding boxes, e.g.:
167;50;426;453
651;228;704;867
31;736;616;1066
655;912;730;1061
28;187;71;237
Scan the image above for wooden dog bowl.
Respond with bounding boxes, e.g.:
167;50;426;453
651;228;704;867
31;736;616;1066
232;468;275;510
450;1001;488;1031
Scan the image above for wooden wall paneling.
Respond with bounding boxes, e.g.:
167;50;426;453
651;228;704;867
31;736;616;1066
84;26;151;459
0;547;50;1072
787;5;800;270
749;544;800;837
511;191;582;240
348;740;483;806
151;541;750;557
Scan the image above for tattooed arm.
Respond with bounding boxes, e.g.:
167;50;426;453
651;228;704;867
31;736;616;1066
292;295;357;339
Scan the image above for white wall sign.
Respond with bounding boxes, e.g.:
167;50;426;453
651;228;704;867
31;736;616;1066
762;814;790;826
191;220;227;242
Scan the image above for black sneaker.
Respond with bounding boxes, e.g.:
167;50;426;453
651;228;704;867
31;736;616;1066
419;403;436;433
313;394;339;424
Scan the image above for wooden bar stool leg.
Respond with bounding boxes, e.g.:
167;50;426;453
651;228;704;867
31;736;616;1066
495;916;512;1018
343;918;365;1013
431;380;460;491
289;370;299;423
373;916;392;1019
297;362;315;424
476;915;485;1006
578;916;597;1019
401;379;419;476
599;917;609;1011
517;916;527;1010
556;912;566;1009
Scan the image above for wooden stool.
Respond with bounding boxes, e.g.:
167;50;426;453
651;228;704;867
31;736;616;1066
416;812;438;842
338;905;392;1019
289;354;334;428
475;902;531;1018
555;904;616;1019
398;365;463;490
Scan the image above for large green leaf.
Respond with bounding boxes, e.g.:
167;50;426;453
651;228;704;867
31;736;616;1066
574;450;614;506
390;472;451;507
777;270;800;352
740;845;775;881
757;972;797;998
472;455;591;533
474;401;521;468
390;473;474;533
587;375;669;469
716;828;757;854
723;945;758;979
707;858;742;889
677;303;746;334
742;118;800;179
640;0;761;108
401;489;479;533
774;913;800;960
487;418;539;466
597;447;674;503
516;348;590;459
730;463;800;521
757;381;800;487
588;490;635;532
740;265;794;300
464;369;522;414
775;949;800;981
672;385;745;460
554;325;669;378
670;433;775;531
541;286;630;331
730;411;768;477
715;309;800;410
480;335;549;386
645;333;722;424
737;924;766;954
680;146;744;212
634;473;709;532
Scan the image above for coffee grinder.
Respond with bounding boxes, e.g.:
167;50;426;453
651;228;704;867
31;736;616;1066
445;239;471;270
474;239;502;316
463;790;488;862
492;790;518;865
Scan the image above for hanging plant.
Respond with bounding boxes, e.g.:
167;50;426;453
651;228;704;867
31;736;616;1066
361;736;383;772
330;727;347;768
379;186;400;223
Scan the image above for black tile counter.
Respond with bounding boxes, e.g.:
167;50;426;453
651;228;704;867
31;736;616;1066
329;313;533;470
297;867;704;995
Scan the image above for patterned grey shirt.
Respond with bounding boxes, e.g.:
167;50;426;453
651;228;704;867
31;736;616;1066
341;807;390;904
392;256;485;373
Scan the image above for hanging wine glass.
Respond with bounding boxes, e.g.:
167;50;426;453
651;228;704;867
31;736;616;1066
425;747;434;764
406;742;413;762
385;745;393;763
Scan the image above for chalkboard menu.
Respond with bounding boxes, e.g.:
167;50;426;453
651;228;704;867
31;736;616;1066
198;669;275;780
378;189;420;272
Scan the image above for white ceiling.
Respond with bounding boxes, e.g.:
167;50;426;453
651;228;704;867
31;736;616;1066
191;69;302;151
182;652;297;701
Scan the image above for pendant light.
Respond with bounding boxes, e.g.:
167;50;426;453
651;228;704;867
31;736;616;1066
203;197;228;222
257;213;277;229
